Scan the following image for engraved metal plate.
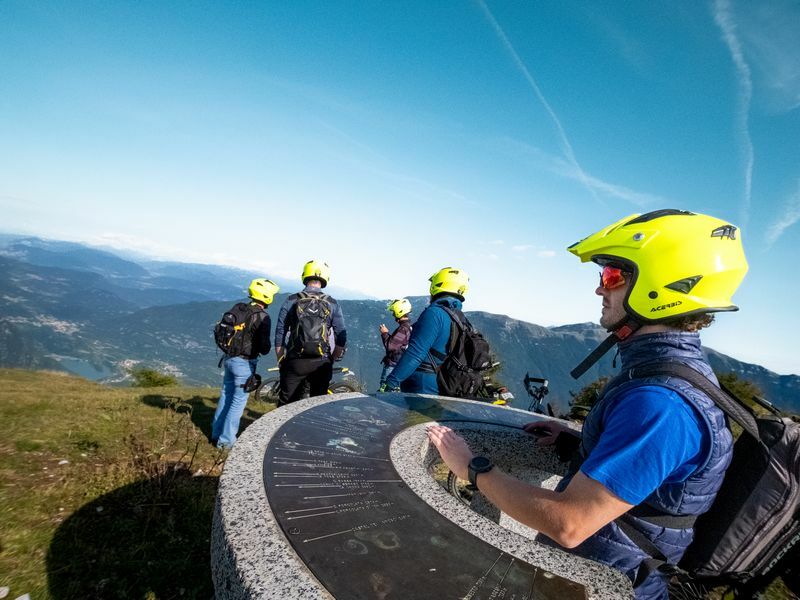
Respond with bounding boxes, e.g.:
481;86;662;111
264;395;588;599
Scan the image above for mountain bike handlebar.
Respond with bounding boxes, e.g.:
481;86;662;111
265;366;354;375
524;373;550;414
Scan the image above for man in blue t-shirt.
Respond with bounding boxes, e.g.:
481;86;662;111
428;210;748;599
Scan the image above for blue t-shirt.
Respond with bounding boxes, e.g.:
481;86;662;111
580;385;708;505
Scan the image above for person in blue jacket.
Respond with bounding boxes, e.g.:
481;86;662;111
428;210;749;599
380;267;469;394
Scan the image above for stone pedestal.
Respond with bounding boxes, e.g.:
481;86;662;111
212;392;633;599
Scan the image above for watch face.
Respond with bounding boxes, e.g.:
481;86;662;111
470;456;492;472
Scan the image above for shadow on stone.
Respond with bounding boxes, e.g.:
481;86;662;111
46;469;218;600
140;393;268;443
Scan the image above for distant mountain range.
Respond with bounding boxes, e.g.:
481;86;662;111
1;234;798;414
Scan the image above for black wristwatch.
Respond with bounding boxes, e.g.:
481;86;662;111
468;456;494;489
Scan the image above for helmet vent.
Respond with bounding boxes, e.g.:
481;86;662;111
665;275;703;294
711;225;737;240
625;209;695;225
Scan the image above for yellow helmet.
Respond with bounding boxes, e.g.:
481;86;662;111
387;298;412;319
429;267;469;299
568;209;748;323
248;278;280;305
301;260;330;287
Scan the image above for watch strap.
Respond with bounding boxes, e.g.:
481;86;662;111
468;456;493;489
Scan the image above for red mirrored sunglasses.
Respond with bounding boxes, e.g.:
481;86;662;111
599;265;628;290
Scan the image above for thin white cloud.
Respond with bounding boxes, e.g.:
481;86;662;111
90;232;198;260
497;136;668;207
713;0;755;227
582;9;649;73
487;239;505;246
766;179;800;246
537;250;557;258
475;0;600;203
735;0;800;113
0;195;31;209
512;244;533;252
87;232;286;275
551;157;665;208
316;119;469;205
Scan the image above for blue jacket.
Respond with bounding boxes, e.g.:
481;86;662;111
556;332;733;599
384;296;463;394
274;286;347;358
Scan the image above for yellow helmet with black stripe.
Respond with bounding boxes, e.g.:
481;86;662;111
301;260;330;288
568;209;748;323
429;267;469;300
248;278;280;305
387;298;412;319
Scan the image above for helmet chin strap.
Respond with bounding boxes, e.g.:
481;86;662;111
570;316;642;380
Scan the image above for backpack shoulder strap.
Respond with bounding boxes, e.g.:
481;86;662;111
246;300;264;313
438;304;472;331
247;302;266;323
436;304;459;324
296;291;330;308
226;301;259;321
426;304;461;365
317;293;332;312
628;361;760;440
606;361;762;587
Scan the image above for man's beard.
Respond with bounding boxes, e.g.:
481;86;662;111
600;307;628;332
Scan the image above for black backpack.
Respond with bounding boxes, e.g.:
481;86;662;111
429;306;492;398
213;302;262;359
287;292;332;358
614;362;800;596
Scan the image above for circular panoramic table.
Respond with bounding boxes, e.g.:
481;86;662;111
212;392;633;599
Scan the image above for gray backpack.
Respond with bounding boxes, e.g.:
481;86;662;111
287;292;332;358
620;363;800;597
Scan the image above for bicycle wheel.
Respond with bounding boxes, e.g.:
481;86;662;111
255;379;281;403
329;381;360;394
666;580;711;600
446;470;475;507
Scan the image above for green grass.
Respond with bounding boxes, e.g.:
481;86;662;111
0;368;275;600
1;368;796;600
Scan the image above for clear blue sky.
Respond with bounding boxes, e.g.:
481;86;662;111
1;1;798;374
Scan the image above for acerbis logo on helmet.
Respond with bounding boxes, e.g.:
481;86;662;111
650;300;683;312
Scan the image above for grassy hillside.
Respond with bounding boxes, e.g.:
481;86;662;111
1;369;796;600
0;368;275;600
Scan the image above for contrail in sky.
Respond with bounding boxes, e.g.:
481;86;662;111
766;179;800;246
713;0;754;228
475;0;599;202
